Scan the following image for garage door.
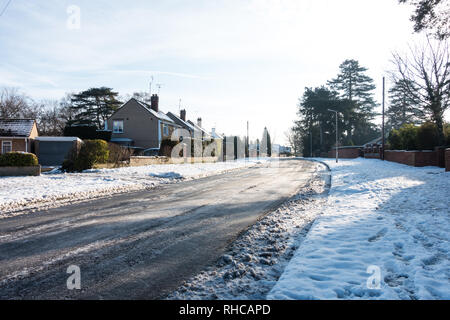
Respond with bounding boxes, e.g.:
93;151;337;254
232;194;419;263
38;141;74;166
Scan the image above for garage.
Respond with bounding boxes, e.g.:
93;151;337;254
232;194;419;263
35;137;82;166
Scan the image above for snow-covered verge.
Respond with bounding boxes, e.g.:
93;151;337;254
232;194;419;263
167;162;329;299
269;158;450;300
0;158;268;219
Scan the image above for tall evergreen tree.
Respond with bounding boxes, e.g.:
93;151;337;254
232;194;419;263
386;79;424;130
261;127;272;157
294;86;346;156
69;87;122;129
327;59;378;144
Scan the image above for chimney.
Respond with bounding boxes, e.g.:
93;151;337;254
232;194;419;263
197;117;202;128
211;128;216;136
180;109;186;121
150;94;159;112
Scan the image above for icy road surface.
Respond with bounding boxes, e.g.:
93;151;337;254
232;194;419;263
0;159;323;299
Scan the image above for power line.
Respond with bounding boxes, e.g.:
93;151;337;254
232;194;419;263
0;0;12;18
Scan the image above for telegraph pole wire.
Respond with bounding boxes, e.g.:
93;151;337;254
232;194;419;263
0;0;13;18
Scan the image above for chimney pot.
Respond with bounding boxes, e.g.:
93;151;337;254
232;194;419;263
197;117;202;128
180;109;186;121
150;94;159;112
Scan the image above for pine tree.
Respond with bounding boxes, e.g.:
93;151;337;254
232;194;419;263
327;59;378;144
69;87;122;129
386;79;424;130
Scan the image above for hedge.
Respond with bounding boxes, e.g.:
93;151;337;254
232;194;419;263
64;125;112;141
388;122;450;150
417;122;440;150
0;152;38;167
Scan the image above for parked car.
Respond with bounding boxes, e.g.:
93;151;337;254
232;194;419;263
143;148;160;156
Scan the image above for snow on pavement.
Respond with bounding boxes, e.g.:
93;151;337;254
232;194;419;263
0;159;267;218
268;158;450;300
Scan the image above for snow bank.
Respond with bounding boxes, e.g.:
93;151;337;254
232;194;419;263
0;158;268;218
268;158;450;300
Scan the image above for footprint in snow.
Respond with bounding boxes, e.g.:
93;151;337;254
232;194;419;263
368;227;388;242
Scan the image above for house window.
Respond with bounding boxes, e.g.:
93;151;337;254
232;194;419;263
163;124;169;136
113;120;124;133
2;141;12;154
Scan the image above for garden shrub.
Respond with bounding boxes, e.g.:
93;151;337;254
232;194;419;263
387;122;450;150
387;129;402;150
0;152;38;167
108;142;131;165
62;139;109;172
398;124;418;150
417;122;439;150
159;138;180;157
444;123;450;146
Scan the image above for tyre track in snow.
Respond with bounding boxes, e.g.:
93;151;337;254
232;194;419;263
0;159;324;299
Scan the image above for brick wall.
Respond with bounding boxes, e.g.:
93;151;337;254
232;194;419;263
446;149;450;172
0;138;28;153
129;156;219;166
385;150;439;167
328;147;361;159
0;166;41;176
364;153;381;159
385;151;415;166
435;147;446;168
414;151;438;167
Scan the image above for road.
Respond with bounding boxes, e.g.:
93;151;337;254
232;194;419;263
0;159;325;299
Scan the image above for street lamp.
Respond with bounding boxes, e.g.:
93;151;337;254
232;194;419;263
328;109;339;163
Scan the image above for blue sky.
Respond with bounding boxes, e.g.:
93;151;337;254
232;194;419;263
0;0;426;143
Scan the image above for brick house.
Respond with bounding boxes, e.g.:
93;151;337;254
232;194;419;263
0;119;39;154
106;94;181;150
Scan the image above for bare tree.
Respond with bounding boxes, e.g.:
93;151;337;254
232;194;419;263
285;127;302;156
0;87;32;118
37;94;75;136
37;100;64;136
391;37;450;145
0;88;77;136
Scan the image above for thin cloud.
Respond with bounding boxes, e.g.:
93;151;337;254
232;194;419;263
112;70;212;80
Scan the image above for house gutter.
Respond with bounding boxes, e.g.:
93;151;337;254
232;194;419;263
0;136;25;139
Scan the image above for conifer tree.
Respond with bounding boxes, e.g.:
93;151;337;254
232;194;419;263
69;87;122;129
327;59;378;144
386;79;424;130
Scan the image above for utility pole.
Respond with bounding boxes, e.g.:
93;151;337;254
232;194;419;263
328;109;339;163
382;77;385;161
